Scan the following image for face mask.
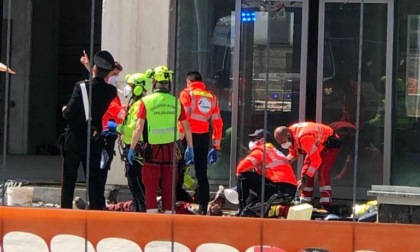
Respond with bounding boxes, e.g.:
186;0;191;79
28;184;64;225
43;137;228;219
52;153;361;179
281;141;292;149
123;85;132;98
107;75;118;87
248;141;256;150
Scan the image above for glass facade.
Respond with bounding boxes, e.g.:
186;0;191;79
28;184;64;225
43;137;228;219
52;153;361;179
174;0;236;184
393;0;420;186
0;1;419;249
0;0;419;209
320;1;390;190
174;0;309;188
173;0;420;202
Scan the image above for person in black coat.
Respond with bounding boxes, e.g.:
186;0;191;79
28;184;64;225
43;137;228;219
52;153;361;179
61;51;117;210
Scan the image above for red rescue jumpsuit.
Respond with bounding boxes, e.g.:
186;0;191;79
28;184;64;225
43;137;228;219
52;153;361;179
287;122;336;206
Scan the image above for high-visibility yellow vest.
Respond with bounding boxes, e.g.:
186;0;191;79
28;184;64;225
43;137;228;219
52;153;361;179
142;92;181;144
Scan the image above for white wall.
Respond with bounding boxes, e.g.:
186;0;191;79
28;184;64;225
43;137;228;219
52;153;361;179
102;0;171;185
102;0;170;75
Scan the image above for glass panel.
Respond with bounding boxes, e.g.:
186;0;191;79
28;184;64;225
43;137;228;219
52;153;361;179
237;0;303;155
227;0;306;221
393;3;420;186
174;0;235;183
321;2;388;189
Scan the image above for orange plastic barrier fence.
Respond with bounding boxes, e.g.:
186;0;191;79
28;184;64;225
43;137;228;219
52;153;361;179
1;206;420;252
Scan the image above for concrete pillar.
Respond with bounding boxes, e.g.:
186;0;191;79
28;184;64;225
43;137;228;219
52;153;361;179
6;0;32;154
102;0;170;74
101;0;170;185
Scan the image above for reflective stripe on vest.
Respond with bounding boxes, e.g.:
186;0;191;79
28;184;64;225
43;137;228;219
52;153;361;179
246;156;259;166
211;113;221;120
142;92;180;144
307;166;317;176
188;89;216;122
290;122;332;153
255;144;289;170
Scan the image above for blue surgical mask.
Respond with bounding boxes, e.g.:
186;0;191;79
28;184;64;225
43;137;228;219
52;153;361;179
107;75;118;87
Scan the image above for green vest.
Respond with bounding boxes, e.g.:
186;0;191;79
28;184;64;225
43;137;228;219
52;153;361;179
117;99;142;144
142;92;181;144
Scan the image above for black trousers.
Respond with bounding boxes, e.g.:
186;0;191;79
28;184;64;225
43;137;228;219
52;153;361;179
237;171;297;210
192;132;210;206
124;145;145;211
61;130;108;210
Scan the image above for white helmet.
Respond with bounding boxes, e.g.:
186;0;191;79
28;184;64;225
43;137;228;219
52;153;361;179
224;187;239;204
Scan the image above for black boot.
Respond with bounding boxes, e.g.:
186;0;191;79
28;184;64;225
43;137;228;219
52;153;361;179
131;196;147;212
138;200;146;212
197;204;208;215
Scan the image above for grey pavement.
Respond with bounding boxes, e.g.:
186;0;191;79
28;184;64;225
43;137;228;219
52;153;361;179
0;154;129;206
0;154;226;207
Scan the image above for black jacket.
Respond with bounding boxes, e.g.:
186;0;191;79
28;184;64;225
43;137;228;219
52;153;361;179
63;77;117;145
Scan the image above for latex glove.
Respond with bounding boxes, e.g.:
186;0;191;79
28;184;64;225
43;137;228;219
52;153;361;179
127;149;135;165
101;130;118;137
297;179;306;190
107;121;118;132
184;146;194;165
297;174;310;190
207;148;218;164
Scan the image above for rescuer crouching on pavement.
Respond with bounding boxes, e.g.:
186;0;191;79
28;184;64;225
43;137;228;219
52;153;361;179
235;129;297;217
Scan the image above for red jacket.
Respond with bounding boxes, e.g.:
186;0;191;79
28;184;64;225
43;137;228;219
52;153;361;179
102;96;124;131
179;81;223;149
236;142;297;185
287;122;333;177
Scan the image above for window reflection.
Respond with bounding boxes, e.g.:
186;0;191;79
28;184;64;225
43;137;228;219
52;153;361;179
393;10;420;186
322;3;388;188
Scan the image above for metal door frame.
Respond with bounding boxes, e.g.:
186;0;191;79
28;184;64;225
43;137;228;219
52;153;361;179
230;0;310;187
317;0;394;188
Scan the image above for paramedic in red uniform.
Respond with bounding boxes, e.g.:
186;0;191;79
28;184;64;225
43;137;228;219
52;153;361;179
236;129;297;217
178;71;223;215
274;122;341;210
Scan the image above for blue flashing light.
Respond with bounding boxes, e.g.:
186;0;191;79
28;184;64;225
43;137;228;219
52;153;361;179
240;11;257;22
